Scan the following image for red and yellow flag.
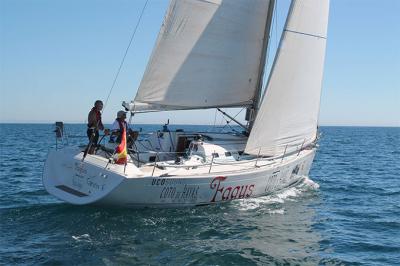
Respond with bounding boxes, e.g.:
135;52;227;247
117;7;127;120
115;126;127;165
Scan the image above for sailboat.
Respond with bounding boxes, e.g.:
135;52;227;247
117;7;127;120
43;0;330;207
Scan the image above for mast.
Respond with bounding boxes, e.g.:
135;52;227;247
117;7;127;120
248;0;276;131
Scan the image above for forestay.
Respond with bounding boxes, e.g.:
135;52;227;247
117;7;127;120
245;0;330;156
132;0;274;112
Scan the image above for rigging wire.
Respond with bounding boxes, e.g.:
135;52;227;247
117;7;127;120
220;108;245;132
212;108;218;129
103;0;149;112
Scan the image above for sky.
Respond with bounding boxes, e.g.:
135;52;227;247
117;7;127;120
0;0;399;126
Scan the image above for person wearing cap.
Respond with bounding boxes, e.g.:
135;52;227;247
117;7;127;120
110;110;128;144
86;100;105;154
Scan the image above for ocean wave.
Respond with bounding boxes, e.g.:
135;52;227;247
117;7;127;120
236;175;319;212
72;234;92;243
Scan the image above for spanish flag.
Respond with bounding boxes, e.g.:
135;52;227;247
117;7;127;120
115;126;127;165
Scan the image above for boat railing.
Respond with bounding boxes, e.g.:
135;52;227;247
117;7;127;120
72;132;317;175
134;140;317;174
54;121;69;150
85;149;275;177
132;139;315;159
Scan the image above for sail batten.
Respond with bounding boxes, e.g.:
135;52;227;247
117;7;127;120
132;0;274;112
245;0;330;156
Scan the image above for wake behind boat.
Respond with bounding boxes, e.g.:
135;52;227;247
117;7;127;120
43;0;330;208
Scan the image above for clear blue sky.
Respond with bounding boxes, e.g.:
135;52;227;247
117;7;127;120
1;0;399;126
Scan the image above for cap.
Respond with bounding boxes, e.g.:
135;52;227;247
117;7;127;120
117;110;127;118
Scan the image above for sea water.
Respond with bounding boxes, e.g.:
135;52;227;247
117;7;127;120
0;124;399;265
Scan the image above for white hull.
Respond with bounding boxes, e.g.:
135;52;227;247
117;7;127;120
43;147;316;208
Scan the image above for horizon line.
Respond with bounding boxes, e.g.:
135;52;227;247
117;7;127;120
0;121;399;128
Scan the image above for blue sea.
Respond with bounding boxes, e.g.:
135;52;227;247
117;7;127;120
0;124;399;265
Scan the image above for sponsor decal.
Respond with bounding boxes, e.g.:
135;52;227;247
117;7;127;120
151;178;199;203
74;162;87;175
265;171;280;193
86;177;105;191
72;163;106;192
72;175;83;189
160;185;199;202
210;176;255;202
72;163;85;189
151;178;184;186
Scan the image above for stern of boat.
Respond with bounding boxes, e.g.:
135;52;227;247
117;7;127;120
43;148;126;205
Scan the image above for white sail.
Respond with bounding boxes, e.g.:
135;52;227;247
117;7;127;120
245;0;330;156
132;0;274;112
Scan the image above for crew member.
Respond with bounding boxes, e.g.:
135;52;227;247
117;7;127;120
87;100;105;154
110;110;128;144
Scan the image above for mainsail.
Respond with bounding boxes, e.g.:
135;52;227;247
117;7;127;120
245;0;330;156
131;0;274;112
